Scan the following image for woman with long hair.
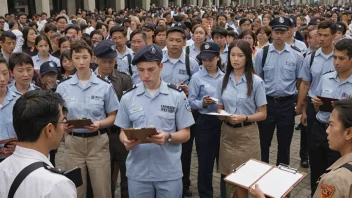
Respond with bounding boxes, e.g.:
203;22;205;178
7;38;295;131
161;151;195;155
60;50;75;79
216;40;267;198
21;27;38;56
32;35;60;70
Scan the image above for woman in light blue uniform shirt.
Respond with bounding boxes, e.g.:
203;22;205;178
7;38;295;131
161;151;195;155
216;40;267;198
188;42;224;198
0;59;17;162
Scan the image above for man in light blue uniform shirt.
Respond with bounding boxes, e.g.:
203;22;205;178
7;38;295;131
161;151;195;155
110;26;134;72
115;44;194;198
296;21;336;179
119;29;147;85
309;39;352;195
211;27;229;69
254;17;303;166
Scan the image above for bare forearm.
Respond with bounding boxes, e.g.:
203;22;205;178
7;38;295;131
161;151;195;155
168;127;190;144
99;112;117;129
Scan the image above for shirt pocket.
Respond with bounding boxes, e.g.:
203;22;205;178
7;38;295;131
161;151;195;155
321;89;333;98
156;112;176;132
129;110;145;128
263;66;275;82
282;65;296;80
89;100;105;117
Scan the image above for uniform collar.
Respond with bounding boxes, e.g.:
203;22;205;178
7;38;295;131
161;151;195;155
34;54;54;62
135;80;168;96
329;72;352;84
229;71;247;84
269;43;291;52
221;45;229;54
327;152;352;171
1;88;17;108
315;48;334;58
69;72;98;85
162;51;186;64
10;82;36;95
201;67;223;78
13;146;53;167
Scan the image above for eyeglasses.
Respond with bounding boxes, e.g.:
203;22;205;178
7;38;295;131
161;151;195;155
54;116;68;125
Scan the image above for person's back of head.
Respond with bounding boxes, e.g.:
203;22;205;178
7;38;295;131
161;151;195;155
13;90;65;151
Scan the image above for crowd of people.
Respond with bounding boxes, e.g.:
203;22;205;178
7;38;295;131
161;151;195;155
0;2;352;198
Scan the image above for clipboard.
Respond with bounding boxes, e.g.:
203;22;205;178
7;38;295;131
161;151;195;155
67;119;93;129
224;159;307;198
123;127;158;143
0;137;18;145
317;96;339;112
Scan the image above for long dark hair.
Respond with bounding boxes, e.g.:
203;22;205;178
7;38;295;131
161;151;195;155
22;27;37;44
221;40;255;96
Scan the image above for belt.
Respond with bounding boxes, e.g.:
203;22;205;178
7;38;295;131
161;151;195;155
68;129;108;138
224;121;253;128
316;119;329;130
267;95;294;103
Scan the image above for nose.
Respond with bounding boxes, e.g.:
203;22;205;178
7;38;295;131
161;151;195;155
23;70;29;77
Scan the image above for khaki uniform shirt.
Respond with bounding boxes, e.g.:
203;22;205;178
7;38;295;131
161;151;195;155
313;152;352;198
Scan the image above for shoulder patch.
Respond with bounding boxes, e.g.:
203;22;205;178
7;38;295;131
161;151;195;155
323;70;334;75
58;76;72;84
167;83;183;92
123;84;138;95
97;75;111;84
320;184;335;198
291;45;301;53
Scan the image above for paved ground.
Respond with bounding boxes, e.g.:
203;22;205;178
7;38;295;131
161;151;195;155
55;116;311;198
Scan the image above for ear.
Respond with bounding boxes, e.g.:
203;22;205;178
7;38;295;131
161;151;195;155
345;127;352;141
159;62;164;70
44;123;55;138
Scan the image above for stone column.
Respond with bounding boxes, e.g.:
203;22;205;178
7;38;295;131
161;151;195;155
198;0;204;6
176;0;182;6
143;0;151;10
161;0;169;7
35;0;51;17
67;0;76;16
0;0;8;15
84;0;95;12
215;0;220;6
116;0;125;11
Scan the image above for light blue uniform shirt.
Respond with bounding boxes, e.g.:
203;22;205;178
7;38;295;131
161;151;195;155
215;72;267;115
119;53;141;85
161;51;199;85
299;48;334;97
8;83;39;98
116;46;134;72
186;44;200;59
56;73;119;133
220;45;229;69
188;68;224;114
32;54;61;70
316;71;352;123
0;89;18;147
292;39;308;56
254;43;303;97
114;81;195;181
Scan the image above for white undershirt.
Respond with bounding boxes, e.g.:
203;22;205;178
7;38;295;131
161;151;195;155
146;88;159;97
79;80;88;88
169;58;178;64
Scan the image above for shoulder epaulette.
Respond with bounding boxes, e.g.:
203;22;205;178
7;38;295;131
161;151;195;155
43;163;65;174
97;75;111;84
167;83;183;92
123;84;138;95
323;70;334;75
58;76;72;84
291;45;301;53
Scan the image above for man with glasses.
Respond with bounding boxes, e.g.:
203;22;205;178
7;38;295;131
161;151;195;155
0;90;77;197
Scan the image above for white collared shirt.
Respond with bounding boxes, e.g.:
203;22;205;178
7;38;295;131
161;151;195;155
0;146;77;198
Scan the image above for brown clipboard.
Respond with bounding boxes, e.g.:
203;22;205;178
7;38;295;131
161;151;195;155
317;96;339;112
224;159;307;198
0;137;18;145
67;119;93;129
123;127;158;143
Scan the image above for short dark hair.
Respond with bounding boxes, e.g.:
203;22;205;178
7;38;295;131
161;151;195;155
110;26;127;37
217;14;227;21
65;25;80;35
35;34;52;51
13;90;64;143
60;50;75;75
334;39;352;59
166;27;186;40
130;29;147;43
154;26;168;37
255;25;272;37
28;22;38;29
333;99;352;129
0;57;8;68
1;31;16;42
70;39;93;57
8;20;18;29
211;27;227;38
89;30;104;39
318;21;337;34
44;23;58;33
58;36;71;48
9;52;34;71
56;15;68;23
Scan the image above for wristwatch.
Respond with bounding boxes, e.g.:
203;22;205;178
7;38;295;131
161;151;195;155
167;133;172;143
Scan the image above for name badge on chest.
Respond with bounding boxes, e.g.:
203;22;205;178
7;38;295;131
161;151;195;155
179;69;187;75
91;95;104;101
161;105;176;113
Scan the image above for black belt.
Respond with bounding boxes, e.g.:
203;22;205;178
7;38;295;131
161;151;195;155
68;129;108;138
316;119;329;130
224;121;253;128
267;95;294;103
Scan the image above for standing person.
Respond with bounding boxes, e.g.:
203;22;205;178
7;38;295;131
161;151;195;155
212;27;228;70
309;39;352;195
0;90;77;197
110;26;133;72
154;26;168;52
0;58;17;163
93;40;132;198
296;21;336;179
255;26;271;50
285;18;307;56
60;50;75;79
254;17;303;166
185;24;207;59
217;39;267;198
8;53;39;97
115;44;194;198
142;24;155;45
250;99;352;198
32;35;60;70
21;27;38;57
0;31;16;64
161;26;199;197
188;42;224;198
52;36;70;59
56;40;119;198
